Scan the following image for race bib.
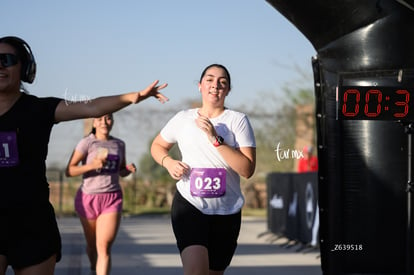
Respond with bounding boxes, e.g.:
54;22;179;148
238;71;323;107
190;168;226;198
0;131;19;167
101;154;120;173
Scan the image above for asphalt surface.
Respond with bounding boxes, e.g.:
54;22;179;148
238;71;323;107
6;215;322;275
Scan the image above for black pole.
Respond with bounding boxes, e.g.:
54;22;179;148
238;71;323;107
404;123;414;275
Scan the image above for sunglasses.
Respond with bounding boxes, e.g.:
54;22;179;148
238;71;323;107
0;53;18;68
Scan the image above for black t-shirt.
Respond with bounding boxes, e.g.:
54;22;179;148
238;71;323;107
0;93;61;208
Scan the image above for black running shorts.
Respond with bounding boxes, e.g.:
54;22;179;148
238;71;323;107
171;191;241;271
0;202;62;269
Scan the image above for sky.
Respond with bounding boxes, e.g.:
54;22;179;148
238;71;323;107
1;0;317;168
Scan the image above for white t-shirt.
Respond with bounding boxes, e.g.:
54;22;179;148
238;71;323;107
160;108;256;215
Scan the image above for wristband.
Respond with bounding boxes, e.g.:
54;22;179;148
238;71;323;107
213;136;224;147
161;154;170;167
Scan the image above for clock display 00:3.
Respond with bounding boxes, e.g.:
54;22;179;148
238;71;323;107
337;86;411;120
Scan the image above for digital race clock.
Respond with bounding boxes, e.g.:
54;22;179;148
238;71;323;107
336;70;414;121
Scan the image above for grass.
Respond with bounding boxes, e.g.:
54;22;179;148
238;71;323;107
242;207;266;217
123;206;171;217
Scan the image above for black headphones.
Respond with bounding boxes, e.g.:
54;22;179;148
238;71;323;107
0;36;36;83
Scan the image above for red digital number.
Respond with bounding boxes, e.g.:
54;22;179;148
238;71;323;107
342;89;360;117
364;89;382;117
393;89;409;118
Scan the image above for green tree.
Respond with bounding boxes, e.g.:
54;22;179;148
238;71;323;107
138;138;181;182
246;72;315;181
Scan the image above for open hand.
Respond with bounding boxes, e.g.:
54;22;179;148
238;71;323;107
135;80;169;103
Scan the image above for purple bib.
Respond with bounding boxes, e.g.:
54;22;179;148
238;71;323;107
0;131;19;167
190;168;226;198
101;154;120;173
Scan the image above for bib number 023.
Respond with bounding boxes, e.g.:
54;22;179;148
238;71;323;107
190;168;226;198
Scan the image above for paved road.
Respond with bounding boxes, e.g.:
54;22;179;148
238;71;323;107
7;215;322;275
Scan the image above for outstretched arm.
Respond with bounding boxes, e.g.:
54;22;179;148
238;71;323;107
55;80;168;122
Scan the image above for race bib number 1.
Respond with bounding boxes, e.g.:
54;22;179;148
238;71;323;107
190;168;226;198
0;132;19;167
